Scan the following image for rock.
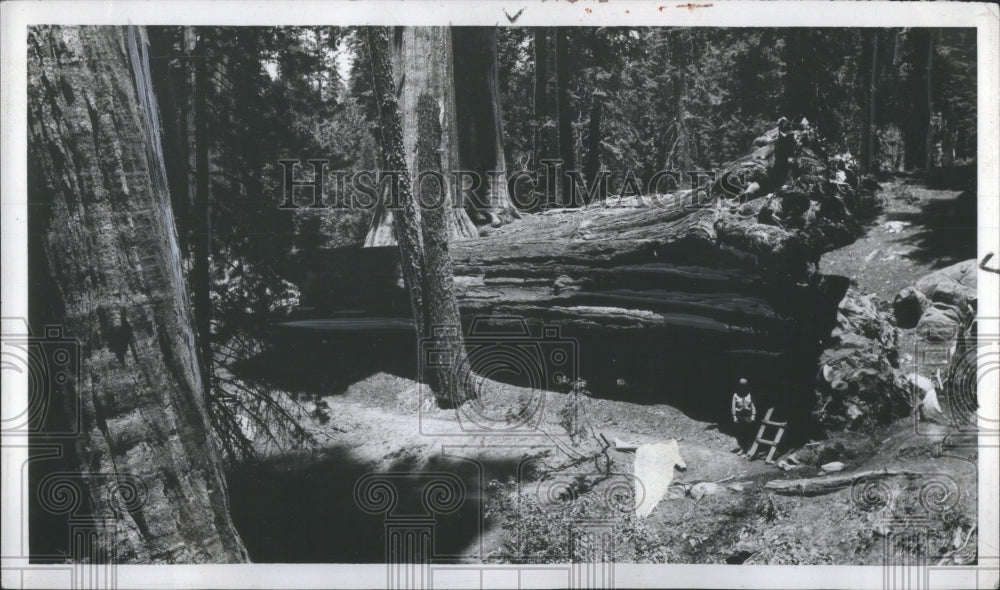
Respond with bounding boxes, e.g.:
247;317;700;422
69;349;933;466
915;259;976;308
893;259;976;336
893;286;929;329
820;461;845;473
791;445;819;465
883;220;911;233
924;278;974;310
917;303;963;342
776;460;802;471
690;481;722;501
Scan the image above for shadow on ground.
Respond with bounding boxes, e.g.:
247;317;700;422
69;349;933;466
227;446;522;563
886;189;976;268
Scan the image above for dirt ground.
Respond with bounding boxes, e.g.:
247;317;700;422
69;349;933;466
229;175;978;565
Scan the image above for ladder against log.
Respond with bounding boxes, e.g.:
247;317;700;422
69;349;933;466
748;407;787;464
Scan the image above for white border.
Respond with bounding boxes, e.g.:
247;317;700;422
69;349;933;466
2;1;998;589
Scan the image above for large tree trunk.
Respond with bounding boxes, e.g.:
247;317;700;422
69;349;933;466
27;25;248;563
452;27;522;226
365;26;472;406
364;27;477;247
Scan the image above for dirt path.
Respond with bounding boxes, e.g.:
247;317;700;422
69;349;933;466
821;176;975;381
821;176;973;302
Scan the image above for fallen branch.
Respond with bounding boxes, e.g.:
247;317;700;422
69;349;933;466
937;525;977;566
764;469;928;496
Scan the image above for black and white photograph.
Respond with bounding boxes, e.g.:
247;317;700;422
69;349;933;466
2;1;997;588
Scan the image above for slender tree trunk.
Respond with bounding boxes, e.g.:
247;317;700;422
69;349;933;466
583;99;602;192
904;29;931;170
366;27;472;406
925;31;935;170
184;28;199;215
554;28;576;205
532;28;551;209
942;122;955;168
859;29;879;174
669;31;694;172
27;24;248;563
365;27;426;332
452;27;521;226
192;28;213;399
416;93;474;405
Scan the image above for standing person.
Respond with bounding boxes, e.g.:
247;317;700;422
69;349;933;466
731;378;757;457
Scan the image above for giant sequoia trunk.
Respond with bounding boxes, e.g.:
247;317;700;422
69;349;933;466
452;27;522;226
27;25;248;563
364;27;478;247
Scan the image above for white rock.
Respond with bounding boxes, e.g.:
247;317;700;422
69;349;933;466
820;461;845;473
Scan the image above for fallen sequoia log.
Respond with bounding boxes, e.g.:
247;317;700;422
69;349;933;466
292;119;907;430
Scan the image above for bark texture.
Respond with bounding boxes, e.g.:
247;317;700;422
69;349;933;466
416;93;474;405
27;25;248;562
452;27;522;226
364;27;478;247
365;26;427;332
